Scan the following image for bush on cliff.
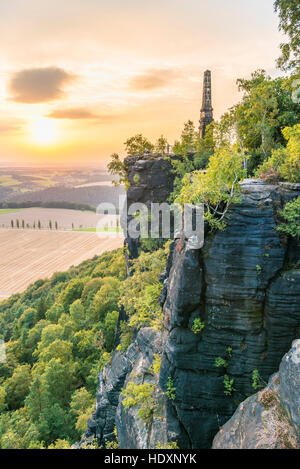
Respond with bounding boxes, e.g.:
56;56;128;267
120;244;169;330
176;145;246;230
256;124;300;183
277;196;300;238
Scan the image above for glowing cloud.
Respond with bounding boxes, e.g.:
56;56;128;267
8;67;75;103
130;69;181;90
46;108;115;120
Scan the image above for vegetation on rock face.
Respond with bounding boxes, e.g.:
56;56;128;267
191;318;205;334
156;441;179;449
277;196;300;238
223;375;235;396
166;376;176;401
252;369;264;391
120;244;169;330
121;382;157;424
107;153;129;189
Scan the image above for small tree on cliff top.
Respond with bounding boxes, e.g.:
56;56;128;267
124;134;154;156
176;145;246;230
108;134;156;188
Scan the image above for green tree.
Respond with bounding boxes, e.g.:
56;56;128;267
59;278;86;312
70;388;94;434
107;153;129;189
0;387;7;413
169;120;214;200
154;135;168;155
225;71;300;174
69;300;85;329
124;134;154;156
177;145;246;230
4;364;31;409
256;123;300;182
89;277;121;322
37;297;48;321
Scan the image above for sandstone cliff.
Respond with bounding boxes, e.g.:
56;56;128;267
83;166;300;449
212;339;300;449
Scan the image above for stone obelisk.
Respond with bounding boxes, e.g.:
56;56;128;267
199;70;213;139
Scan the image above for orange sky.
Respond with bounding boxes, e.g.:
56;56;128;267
0;0;284;166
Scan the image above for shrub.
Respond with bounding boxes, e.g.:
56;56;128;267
252;369;263;390
166;376;176;401
156;441;179;449
223;375;235;396
121;382;156;423
152;354;161;374
120;247;168;329
177;145;246;230
191;318;205;334
277;197;300;238
256;124;300;183
215;357;228;368
119;321;134;351
133;174;141;184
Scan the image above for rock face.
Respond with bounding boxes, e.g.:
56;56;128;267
212;339;300;449
122;156;174;259
84;178;300;449
82;328;168;448
158;180;300;448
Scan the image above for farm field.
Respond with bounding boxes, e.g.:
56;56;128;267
0;230;124;299
0;207;119;231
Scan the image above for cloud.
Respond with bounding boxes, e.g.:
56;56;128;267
130;69;181;90
47;108;101;119
47;107;119;122
8;67;75;103
0;122;23;134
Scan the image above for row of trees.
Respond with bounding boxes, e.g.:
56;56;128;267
8;221;98;230
10;220;59;230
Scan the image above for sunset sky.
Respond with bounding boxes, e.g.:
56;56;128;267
0;0;284;166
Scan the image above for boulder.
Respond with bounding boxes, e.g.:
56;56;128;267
212;340;300;449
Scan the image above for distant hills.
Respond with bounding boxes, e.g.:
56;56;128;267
7;184;124;210
0;167;124;210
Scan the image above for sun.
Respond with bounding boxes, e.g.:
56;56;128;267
31;117;58;145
